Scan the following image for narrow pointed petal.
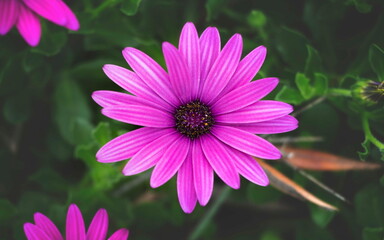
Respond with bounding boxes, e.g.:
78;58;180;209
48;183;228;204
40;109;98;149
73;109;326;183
86;209;108;240
199;27;220;86
108;229;129;240
216;100;294;124
150;136;190;188
163;42;192;103
200;134;240;189
177;153;197;213
0;0;19;35
16;5;41;47
97;127;172;163
192;139;214;206
212;78;279;115
200;34;243;103
57;0;79;31
23;0;67;26
211;125;282;159
123;131;179;176
228;148;269;186
24;223;51;240
179;22;200;98
122;47;180;106
34;213;63;240
231;115;298;134
101;105;174;128
66;204;86;240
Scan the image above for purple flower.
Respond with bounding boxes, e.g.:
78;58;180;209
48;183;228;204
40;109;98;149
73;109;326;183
93;22;298;213
24;204;129;240
0;0;79;46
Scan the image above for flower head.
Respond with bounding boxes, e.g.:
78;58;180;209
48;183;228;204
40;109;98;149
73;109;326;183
24;204;129;240
0;0;79;46
93;22;298;213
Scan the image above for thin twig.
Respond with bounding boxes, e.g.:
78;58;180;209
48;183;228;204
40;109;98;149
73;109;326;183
267;136;323;144
292;96;326;117
113;172;151;197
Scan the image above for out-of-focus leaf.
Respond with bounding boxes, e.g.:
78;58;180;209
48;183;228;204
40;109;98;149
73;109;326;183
0;199;16;221
363;227;384;240
282;147;381;171
3;92;31;124
260;230;281;240
29;168;68;193
369;44;384;81
313;73;328;96
22;51;44;73
256;158;338;211
309;204;335;228
121;0;142;16
205;0;228;21
295;73;314;100
247;10;267;28
347;0;372;13
93;122;113;146
304;45;323;76
247;181;281;204
134;202;168;231
275;86;305;105
31;27;67;56
355;184;384;227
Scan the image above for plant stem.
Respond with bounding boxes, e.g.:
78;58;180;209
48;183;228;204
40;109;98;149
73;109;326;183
362;114;384;149
328;88;352;97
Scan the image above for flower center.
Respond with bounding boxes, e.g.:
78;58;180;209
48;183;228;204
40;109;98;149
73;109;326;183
174;100;214;139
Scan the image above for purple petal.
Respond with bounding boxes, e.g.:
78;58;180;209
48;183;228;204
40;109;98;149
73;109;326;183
150;136;190;188
215;100;294;124
57;0;79;30
108;229;129;240
177;152;197;213
33;213;63;240
211;125;281;160
86;209;108;240
0;0;19;35
24;223;51;240
16;4;41;47
97;127;171;163
200;134;240;189
192;138;214;206
212;78;279;115
199;27;220;88
23;0;67;26
200;34;243;104
230;115;298;134
122;47;180;106
101;105;174;128
66;204;86;240
179;22;200;99
123;131;179;176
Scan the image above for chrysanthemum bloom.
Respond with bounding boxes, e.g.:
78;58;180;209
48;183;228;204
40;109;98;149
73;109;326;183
0;0;79;46
24;204;129;240
93;22;298;213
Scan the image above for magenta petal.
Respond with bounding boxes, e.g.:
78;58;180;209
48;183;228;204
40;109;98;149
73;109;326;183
199;27;220;88
211;125;282;160
192;139;214;206
231;115;298;134
200;134;240;189
23;0;67;26
57;0;79;31
66;204;86;240
16;4;41;47
177;152;197;213
97;127;171;163
216;100;294;124
150;136;190;188
179;22;200;99
24;223;51;240
200;34;243;104
86;209;108;240
101;105;174;128
122;47;180;106
123;131;179;176
212;78;279;115
108;229;129;240
0;0;19;35
34;213;63;240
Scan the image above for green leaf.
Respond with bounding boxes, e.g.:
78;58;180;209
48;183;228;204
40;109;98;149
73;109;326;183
304;45;323;76
295;73;314;100
3;92;31;124
275;86;305;105
309;204;336;228
247;184;281;204
0;199;17;222
363;227;384;240
355;184;384;227
205;0;228;21
31;27;67;56
29;168;68;193
369;44;384;81
93;122;113;146
121;0;142;16
260;231;281;240
313;73;328;96
347;0;372;13
247;10;267;29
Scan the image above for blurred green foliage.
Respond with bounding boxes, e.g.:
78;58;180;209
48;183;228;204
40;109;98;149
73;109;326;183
0;0;383;239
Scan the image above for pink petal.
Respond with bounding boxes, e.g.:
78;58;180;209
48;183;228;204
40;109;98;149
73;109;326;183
101;105;174;128
22;0;67;26
97;127;171;163
24;223;51;240
215;100;294;124
56;0;79;31
200;134;240;189
66;204;86;240
108;229;129;240
177;152;197;213
86;209;108;240
192;138;214;206
123;131;179;176
33;213;63;240
231;115;298;134
0;0;19;35
122;47;180;106
179;22;200;99
150;136;190;188
199;27;220;88
16;4;41;47
211;125;281;160
200;34;243;104
212;78;279;115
